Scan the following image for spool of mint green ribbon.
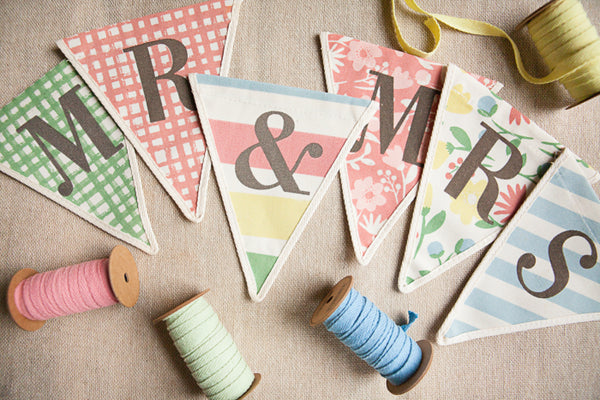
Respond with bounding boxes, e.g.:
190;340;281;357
157;292;259;400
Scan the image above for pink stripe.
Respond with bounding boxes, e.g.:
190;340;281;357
210;120;348;178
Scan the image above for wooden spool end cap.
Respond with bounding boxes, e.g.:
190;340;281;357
310;275;354;327
153;289;210;324
386;339;434;395
7;268;46;331
238;373;261;400
108;245;140;308
515;0;562;31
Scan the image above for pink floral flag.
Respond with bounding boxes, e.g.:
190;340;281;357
399;63;599;293
58;0;243;222
321;33;502;265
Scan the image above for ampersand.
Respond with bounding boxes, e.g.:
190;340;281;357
235;111;323;195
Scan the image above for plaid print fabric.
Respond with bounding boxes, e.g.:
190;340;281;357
60;0;236;218
0;60;152;250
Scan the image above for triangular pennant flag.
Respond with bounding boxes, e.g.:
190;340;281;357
190;74;377;301
438;150;600;345
57;0;243;222
0;61;157;254
320;32;503;265
399;63;598;292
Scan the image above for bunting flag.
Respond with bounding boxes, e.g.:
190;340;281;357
0;61;157;254
57;0;243;222
438;150;600;345
399;63;598;293
190;74;377;301
320;32;502;265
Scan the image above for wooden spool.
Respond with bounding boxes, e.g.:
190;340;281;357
515;0;600;108
311;275;434;395
7;245;139;331
154;290;261;399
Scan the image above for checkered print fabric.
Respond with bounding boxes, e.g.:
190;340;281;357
61;0;235;215
0;60;151;247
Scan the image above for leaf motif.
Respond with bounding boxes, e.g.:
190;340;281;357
521;153;527;168
475;219;495;229
488;104;498;117
416;57;435;70
450;127;472;151
423;211;446;235
477;109;490;117
406;277;415;284
362;158;375;166
419;270;431;277
446;142;455;154
430;250;444;259
454;238;465;254
421;207;431;217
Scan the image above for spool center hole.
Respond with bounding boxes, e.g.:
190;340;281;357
326;296;333;304
124;273;129;283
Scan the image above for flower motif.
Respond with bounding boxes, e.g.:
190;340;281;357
427;241;444;258
391;66;413;89
382;144;404;170
447;84;473;114
347;40;383;72
509;107;530;126
494;184;527;224
477;96;497;117
352;176;386;212
423;183;433;209
449;180;487;225
359;213;385;236
432;141;450;169
415;69;431;85
456;238;475;254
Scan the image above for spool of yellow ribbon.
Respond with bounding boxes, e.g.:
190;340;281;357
391;0;600;107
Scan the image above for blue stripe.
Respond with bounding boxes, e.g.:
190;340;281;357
507;227;600;282
444;320;478;339
486;258;600;314
528;198;600;244
193;74;371;107
550;167;600;203
465;288;543;325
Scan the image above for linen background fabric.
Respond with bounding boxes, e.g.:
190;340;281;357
1;0;599;399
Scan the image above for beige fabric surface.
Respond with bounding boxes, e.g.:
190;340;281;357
1;0;600;398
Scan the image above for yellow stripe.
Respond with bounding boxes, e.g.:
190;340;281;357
229;192;310;240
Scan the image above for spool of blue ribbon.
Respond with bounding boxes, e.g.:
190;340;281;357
311;276;433;395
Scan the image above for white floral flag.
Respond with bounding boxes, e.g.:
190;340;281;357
399;63;598;293
438;150;600;344
321;32;501;265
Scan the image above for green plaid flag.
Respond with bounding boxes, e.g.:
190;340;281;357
0;60;157;254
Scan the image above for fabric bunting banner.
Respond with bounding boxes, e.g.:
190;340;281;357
58;0;243;222
0;61;157;254
190;74;377;301
320;32;502;265
399;63;598;293
438;150;600;345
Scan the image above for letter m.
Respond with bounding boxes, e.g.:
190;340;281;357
17;84;123;197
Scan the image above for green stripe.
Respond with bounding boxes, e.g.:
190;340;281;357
247;252;278;293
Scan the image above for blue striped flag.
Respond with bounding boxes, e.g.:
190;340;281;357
438;150;600;345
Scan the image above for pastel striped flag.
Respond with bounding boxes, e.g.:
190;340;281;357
190;74;377;301
438;150;600;345
0;61;157;254
58;0;243;222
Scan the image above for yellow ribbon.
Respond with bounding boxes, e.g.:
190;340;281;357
390;0;600;103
